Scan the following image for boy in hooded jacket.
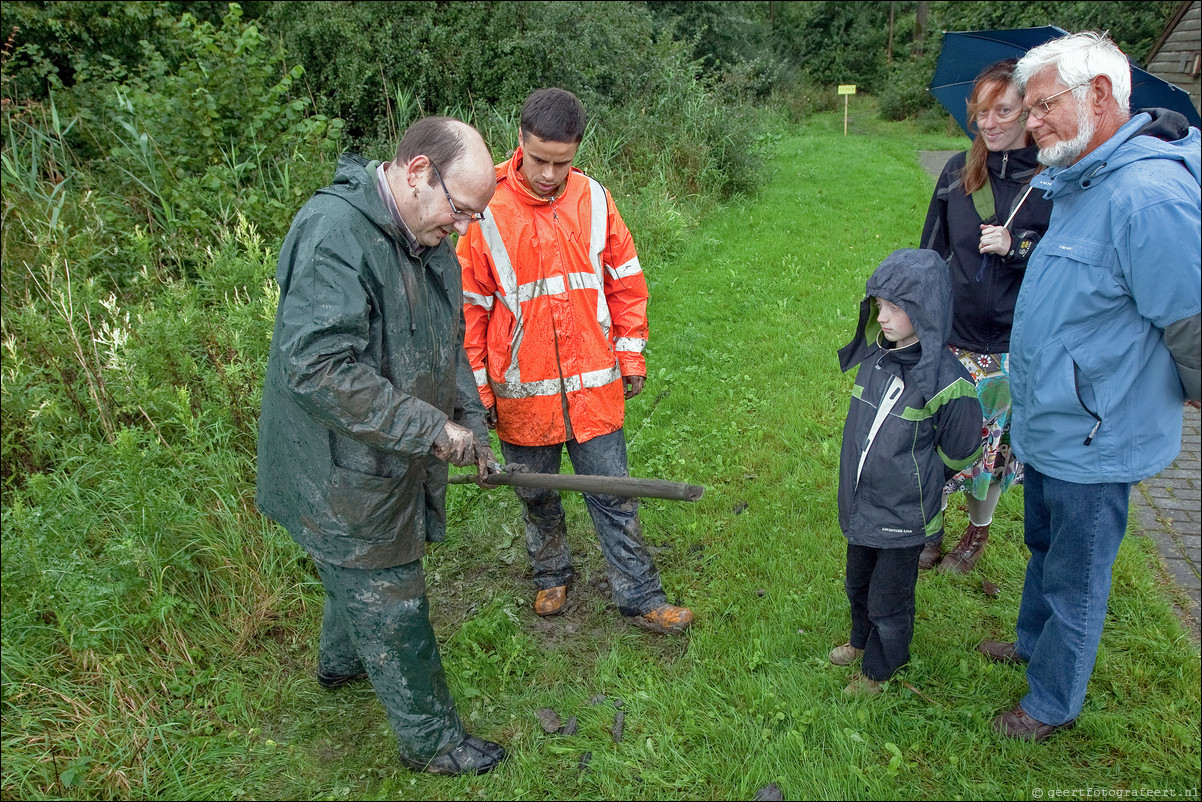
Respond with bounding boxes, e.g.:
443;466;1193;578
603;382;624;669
831;249;984;693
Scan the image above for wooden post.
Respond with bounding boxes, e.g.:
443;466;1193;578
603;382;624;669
838;85;856;135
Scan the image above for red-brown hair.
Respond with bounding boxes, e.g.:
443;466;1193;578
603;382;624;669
960;59;1027;195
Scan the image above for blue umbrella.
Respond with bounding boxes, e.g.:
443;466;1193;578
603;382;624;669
930;26;1202;137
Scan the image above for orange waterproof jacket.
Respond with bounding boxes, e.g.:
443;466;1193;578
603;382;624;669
457;147;648;446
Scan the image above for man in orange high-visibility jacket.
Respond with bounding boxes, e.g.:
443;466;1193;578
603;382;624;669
457;88;693;636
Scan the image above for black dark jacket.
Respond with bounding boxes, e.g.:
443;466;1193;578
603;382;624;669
836;249;984;549
920;145;1052;353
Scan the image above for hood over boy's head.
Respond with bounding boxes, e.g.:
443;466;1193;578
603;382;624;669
838;248;954;401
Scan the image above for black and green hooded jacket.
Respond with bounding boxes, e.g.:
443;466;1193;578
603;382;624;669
256;154;487;569
836;249;984;549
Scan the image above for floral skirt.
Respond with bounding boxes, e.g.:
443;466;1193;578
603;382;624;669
944;346;1023;501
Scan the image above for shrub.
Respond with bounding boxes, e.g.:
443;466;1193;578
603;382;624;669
1;3;338;492
877;57;939;122
265;0;773;264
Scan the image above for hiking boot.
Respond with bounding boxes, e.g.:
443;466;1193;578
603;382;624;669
918;536;943;570
534;585;568;617
976;640;1026;665
938;523;989;574
828;642;864;666
842;673;882;695
399;735;507;775
991;705;1075;741
316;669;369;689
631;604;694;635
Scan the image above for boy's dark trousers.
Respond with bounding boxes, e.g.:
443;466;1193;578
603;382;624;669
845;542;925;681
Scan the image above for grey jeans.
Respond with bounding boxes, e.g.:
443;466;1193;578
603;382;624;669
500;428;667;616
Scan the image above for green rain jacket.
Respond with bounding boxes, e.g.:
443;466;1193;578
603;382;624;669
256;154;487;569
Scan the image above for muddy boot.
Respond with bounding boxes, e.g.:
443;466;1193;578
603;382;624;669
631;604;693;635
938;523;989;574
918;536;943;570
399;735;507;775
828;642;864;666
534;585;568;616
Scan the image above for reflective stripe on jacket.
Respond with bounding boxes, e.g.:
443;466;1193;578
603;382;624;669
457;148;648;446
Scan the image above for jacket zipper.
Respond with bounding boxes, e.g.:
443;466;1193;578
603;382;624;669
855;370;905;488
975;154;1009;284
1073;362;1102;445
393;241;419;335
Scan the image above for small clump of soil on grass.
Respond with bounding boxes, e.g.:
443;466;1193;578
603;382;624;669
535;707;561;733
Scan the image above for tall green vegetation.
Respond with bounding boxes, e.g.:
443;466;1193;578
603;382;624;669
260;0;774;236
875;0;1181;123
2;3;341;487
1;7;342;796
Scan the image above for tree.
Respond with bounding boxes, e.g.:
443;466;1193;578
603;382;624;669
912;0;929;57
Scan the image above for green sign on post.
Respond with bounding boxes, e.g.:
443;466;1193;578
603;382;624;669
839;85;856;135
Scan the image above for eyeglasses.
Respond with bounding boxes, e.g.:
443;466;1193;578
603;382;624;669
1023;83;1089;121
429;161;485;222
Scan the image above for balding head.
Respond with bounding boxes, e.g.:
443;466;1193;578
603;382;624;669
440;120;495;202
388;117;496;248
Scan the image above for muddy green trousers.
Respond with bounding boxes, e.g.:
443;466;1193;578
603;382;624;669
313;558;466;762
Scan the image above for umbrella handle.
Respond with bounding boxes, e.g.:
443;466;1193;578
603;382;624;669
1002;184;1035;230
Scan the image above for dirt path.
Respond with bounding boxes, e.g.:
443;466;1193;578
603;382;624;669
917;149;961;179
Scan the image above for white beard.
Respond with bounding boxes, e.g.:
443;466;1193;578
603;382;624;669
1037;102;1097;168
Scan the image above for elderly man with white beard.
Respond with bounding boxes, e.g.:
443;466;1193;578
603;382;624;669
975;31;1201;741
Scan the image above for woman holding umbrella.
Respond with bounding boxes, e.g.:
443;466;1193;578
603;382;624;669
919;59;1052;574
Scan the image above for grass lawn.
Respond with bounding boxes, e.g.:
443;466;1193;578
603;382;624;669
3;102;1198;801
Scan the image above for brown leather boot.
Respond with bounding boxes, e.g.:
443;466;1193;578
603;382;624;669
534;585;568;616
631;604;694;635
991;705;1075;741
938;523;989;574
977;640;1026;665
918;536;943;570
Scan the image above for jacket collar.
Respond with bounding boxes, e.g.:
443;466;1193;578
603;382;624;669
1033;111;1202;197
375;162;424;255
986;144;1041;181
501;145;586;206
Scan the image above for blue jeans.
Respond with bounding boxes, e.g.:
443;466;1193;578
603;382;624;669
845;543;925;681
1016;466;1131;725
314;558;466;762
500;428;667;616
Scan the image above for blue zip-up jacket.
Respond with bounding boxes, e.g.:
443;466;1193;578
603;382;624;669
1010;111;1202;484
836;249;984;549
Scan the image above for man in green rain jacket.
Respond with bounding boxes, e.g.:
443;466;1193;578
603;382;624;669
257;117;506;775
